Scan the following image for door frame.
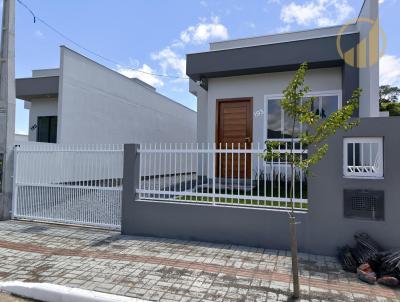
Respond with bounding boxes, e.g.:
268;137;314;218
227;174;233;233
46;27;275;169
215;97;253;148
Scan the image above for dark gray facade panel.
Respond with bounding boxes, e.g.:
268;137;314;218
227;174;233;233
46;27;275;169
186;34;359;81
16;76;59;100
121;118;400;256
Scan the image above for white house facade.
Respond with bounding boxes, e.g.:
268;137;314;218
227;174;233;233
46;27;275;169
16;46;196;144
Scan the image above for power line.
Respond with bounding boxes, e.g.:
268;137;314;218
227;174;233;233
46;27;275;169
16;0;189;80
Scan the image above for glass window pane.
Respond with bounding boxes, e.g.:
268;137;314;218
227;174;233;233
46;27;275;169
321;96;339;118
267;99;282;139
310;97;320;117
283;111;300;139
347;143;353;166
371;143;379;166
354;143;361;166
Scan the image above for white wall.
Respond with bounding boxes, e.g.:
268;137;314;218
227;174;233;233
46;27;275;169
210;23;358;51
357;0;380;117
57;47;196;144
27;98;58;141
14;134;28;142
189;79;208;143
205;67;342;144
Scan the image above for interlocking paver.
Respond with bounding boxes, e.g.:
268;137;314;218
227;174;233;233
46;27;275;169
0;220;398;301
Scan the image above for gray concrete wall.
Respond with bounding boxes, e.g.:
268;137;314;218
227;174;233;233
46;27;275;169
121;117;400;256
306;117;400;254
123;200;309;251
57;46;196;144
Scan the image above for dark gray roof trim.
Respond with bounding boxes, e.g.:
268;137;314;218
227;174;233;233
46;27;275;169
186;33;359;82
16;76;59;100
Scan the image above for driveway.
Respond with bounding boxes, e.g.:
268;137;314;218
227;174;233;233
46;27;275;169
0;220;398;302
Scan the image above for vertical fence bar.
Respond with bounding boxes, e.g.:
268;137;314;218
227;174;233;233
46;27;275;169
231;143;234;204
237;143;240;203
212;143;216;205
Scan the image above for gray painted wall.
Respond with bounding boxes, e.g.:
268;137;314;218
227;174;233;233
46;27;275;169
122;117;400;256
306;117;400;254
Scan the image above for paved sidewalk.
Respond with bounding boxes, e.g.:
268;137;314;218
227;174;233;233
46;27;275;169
0;221;398;302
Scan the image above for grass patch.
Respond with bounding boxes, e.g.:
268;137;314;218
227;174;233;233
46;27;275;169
177;195;308;210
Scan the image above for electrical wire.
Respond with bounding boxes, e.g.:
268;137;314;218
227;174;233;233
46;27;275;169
16;0;189;80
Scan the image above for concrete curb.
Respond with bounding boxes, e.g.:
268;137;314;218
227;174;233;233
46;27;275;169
0;281;147;302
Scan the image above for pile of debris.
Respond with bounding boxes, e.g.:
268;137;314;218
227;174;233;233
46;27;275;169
338;232;400;287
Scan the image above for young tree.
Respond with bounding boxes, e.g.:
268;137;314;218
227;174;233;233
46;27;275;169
379;85;400;104
379;85;400;116
263;62;361;298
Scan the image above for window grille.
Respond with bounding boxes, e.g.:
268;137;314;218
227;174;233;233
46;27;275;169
343;137;383;178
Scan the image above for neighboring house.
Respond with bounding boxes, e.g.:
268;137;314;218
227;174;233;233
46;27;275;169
16;46;196;144
14;133;28;142
187;0;379;147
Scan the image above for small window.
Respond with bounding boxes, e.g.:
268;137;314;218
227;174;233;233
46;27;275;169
343;137;383;178
37;116;57;143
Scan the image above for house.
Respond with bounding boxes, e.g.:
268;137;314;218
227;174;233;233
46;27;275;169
14;133;28;142
187;0;380;147
16;46;196;144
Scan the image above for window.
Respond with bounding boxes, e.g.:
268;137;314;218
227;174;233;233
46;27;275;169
343;137;383;178
37;116;57;143
264;92;341;140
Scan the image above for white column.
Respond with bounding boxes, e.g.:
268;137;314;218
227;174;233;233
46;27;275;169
0;0;16;219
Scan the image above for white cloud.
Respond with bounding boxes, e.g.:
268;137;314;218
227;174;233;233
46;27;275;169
151;47;186;80
380;55;400;87
280;0;354;27
34;30;44;38
117;64;164;87
180;16;228;44
379;0;384;3
276;24;291;33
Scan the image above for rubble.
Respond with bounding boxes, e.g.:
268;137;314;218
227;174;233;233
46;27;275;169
338;232;400;288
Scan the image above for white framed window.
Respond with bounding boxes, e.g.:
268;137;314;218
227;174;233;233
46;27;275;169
264;91;342;140
343;137;383;178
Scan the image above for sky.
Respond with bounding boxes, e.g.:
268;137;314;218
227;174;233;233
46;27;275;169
4;0;400;134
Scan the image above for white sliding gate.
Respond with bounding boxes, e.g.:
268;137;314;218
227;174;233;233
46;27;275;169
12;143;123;229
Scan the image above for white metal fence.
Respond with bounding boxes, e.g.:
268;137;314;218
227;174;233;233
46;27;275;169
137;141;308;211
12;143;123;229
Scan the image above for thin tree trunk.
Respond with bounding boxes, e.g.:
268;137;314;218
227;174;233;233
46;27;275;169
289;163;300;298
289;112;300;298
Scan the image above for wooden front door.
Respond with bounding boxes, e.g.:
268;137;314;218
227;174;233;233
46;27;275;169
216;99;252;178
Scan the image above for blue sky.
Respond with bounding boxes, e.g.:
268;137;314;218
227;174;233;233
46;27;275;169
8;0;400;134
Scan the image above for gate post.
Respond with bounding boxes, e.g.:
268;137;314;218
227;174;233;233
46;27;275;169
11;145;18;219
121;144;140;234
